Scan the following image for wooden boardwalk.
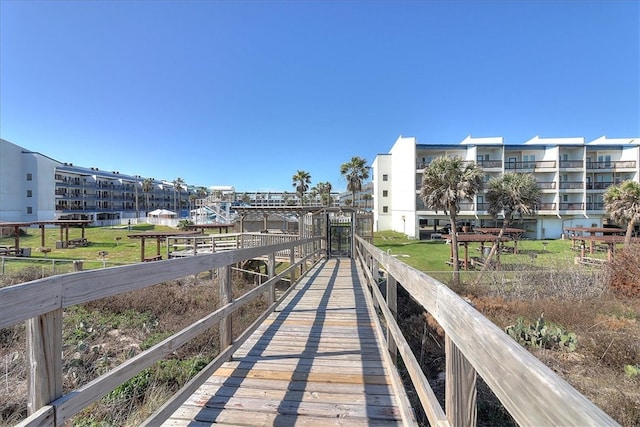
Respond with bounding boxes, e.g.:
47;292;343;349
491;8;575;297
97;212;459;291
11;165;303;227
163;258;413;426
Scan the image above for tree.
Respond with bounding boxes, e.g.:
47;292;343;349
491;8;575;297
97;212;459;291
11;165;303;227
172;177;185;214
480;172;541;273
362;193;373;210
604;180;640;248
142;178;154;212
340;156;369;209
316;181;333;207
420;156;484;285
292;170;311;206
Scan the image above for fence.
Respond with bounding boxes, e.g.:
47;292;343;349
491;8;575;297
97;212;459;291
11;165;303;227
1;236;323;426
354;234;619;427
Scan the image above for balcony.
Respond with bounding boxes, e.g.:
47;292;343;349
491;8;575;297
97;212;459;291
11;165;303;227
559;202;584;210
586;182;614;190
505;160;556;170
536;203;557;210
559;182;584;190
536;182;556;190
586;161;636;170
559;160;584;168
586;202;605;211
477;159;502;168
459;202;474;211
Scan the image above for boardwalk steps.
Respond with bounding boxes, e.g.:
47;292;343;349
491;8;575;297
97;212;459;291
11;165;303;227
162;258;413;426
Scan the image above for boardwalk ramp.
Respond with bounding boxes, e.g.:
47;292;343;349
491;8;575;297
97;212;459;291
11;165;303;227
163;258;414;426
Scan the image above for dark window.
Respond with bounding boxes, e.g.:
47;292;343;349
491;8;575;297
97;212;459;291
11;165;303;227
382;174;388;181
27;190;32;197
382;206;389;213
27;206;33;214
26;173;33;181
382;190;388;197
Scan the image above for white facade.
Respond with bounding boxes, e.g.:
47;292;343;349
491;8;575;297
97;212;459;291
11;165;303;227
0;139;60;222
373;135;640;239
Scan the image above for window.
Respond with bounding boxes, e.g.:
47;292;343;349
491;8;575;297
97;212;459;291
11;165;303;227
26;190;32;197
382;174;388;182
26;207;33;214
382;206;389;213
563;195;568;202
382;190;388;197
26;173;33;181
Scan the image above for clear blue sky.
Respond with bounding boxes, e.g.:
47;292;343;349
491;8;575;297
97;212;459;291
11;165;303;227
1;0;638;192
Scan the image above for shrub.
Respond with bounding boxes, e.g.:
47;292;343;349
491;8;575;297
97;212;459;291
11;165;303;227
505;313;577;351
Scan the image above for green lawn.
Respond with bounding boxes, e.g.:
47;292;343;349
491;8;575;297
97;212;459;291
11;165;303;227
373;230;603;273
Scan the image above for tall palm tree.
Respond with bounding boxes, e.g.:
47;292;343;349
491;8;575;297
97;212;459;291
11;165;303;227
420;156;484;285
604;180;640;248
316;181;333;207
480;172;541;273
172;177;185;214
142;178;154;212
292;170;311;206
340;156;369;209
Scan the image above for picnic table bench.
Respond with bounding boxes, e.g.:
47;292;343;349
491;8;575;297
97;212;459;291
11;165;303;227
143;255;162;262
68;238;89;247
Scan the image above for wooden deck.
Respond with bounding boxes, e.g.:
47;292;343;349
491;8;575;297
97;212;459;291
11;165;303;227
162;258;413;426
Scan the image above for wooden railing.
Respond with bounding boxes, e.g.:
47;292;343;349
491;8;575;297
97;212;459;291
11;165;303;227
354;234;619;427
167;232;301;259
1;235;323;427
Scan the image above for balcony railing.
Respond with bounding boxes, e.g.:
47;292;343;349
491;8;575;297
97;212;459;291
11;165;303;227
587;161;637;170
559;160;584;168
586;182;614;190
559;202;584;210
536;203;557;210
459;202;474;211
586;202;605;210
505;160;556;170
536;182;556;189
559;182;584;190
477;160;502;168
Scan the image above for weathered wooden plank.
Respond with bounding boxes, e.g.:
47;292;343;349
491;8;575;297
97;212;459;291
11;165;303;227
163;259;411;426
199;375;399;396
183;384;399;406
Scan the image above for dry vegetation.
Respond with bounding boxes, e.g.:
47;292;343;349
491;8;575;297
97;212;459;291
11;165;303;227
0;269;268;426
398;245;640;426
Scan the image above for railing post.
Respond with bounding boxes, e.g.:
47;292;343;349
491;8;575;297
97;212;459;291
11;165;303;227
27;308;63;415
290;246;296;285
267;253;276;305
445;335;477;427
219;265;232;352
386;275;398;364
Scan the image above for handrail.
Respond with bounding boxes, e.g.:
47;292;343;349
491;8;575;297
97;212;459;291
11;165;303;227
3;235;323;427
354;234;619;427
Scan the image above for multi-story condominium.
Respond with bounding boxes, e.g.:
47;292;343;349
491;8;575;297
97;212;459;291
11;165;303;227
1;139;192;224
372;135;640;240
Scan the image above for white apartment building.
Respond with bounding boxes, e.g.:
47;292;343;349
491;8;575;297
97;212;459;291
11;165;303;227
1;139;192;224
373;135;640;240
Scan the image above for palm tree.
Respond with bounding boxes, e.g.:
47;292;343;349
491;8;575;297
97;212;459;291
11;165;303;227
362;193;373;210
309;186;319;206
316;181;333;207
420;156;484;285
292;170;311;206
340;156;369;209
142;178;154;212
480;172;541;273
604;180;640;248
172;177;185;214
